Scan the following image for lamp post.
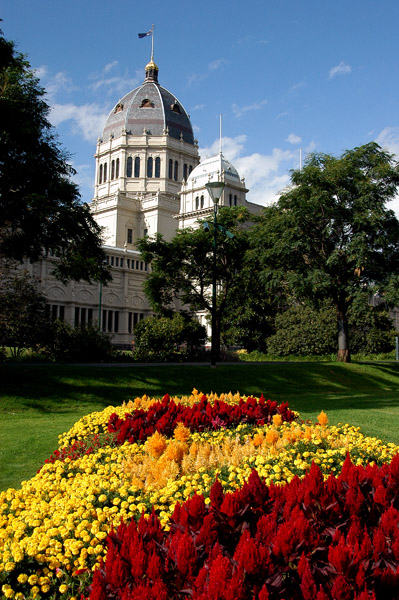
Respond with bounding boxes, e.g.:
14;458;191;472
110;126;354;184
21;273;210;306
205;181;225;367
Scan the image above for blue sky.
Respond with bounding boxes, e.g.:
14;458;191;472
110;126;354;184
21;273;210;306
2;0;399;212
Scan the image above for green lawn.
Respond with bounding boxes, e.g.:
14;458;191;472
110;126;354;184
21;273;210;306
1;361;399;491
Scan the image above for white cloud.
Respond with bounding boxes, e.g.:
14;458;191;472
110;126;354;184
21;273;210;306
33;65;48;79
376;126;399;158
45;71;77;99
286;133;302;145
49;103;109;143
232;99;267;118
329;61;351;79
289;81;305;93
187;59;228;86
208;58;228;72
104;61;118;73
235;148;295;205
200;135;247;162
376;127;399;218
89;63;140;96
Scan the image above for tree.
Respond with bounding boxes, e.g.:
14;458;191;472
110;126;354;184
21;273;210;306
0;260;51;357
0;29;110;284
137;206;251;361
250;143;399;362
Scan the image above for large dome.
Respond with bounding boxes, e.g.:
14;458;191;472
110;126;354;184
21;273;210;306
102;61;195;144
187;153;241;186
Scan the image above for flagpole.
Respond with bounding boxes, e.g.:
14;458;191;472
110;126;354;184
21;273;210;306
219;113;222;155
151;24;154;60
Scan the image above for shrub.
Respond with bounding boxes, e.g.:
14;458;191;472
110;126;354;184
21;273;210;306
133;312;207;362
44;321;116;362
267;302;337;356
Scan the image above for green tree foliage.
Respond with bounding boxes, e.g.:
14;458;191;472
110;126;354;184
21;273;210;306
133;312;207;362
250;143;399;362
348;301;396;355
137;206;251;360
0;260;51;357
267;301;337;356
0;30;110;284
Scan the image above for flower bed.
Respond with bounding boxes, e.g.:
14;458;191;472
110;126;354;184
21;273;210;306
0;391;398;599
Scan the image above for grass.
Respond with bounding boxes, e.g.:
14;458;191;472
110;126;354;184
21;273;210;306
1;361;399;491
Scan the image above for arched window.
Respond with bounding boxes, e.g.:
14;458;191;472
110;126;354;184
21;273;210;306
115;158;120;178
229;193;232;207
183;164;188;181
99;164;103;184
174;160;178;181
103;163;107;182
147;157;153;178
195;197;199;210
126;157;132;177
200;195;204;208
189;165;193;176
234;195;237;206
168;159;173;179
155;157;161;178
111;160;115;180
134;157;140;178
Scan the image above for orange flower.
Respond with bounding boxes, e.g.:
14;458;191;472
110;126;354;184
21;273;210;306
146;431;167;458
317;410;328;427
252;433;264;447
265;429;279;445
272;414;283;427
174;422;191;442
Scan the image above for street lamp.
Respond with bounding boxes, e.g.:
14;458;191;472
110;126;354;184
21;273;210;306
205;180;225;367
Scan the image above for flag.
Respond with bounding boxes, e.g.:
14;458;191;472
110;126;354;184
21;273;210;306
138;30;152;38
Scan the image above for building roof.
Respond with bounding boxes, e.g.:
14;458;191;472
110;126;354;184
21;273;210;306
187;152;242;187
101;61;195;144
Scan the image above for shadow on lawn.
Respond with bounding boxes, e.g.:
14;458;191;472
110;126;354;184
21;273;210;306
1;362;399;415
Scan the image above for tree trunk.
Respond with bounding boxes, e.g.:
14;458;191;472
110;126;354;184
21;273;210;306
337;309;351;363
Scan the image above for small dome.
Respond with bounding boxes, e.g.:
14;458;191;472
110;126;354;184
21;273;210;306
101;63;195;144
187;153;241;186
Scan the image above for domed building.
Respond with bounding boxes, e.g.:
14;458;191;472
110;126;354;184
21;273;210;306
24;55;260;346
179;152;261;229
90;57;199;246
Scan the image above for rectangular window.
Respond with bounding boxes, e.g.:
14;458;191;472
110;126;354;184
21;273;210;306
59;305;65;321
136;260;140;269
115;257;119;267
114;311;119;333
120;258;124;268
110;256;114;266
127;228;133;244
74;307;80;327
128;312;133;333
81;308;86;326
127;259;130;268
102;310;107;332
107;311;113;332
88;308;93;324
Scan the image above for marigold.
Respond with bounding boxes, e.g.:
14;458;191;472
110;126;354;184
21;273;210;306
272;414;283;427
